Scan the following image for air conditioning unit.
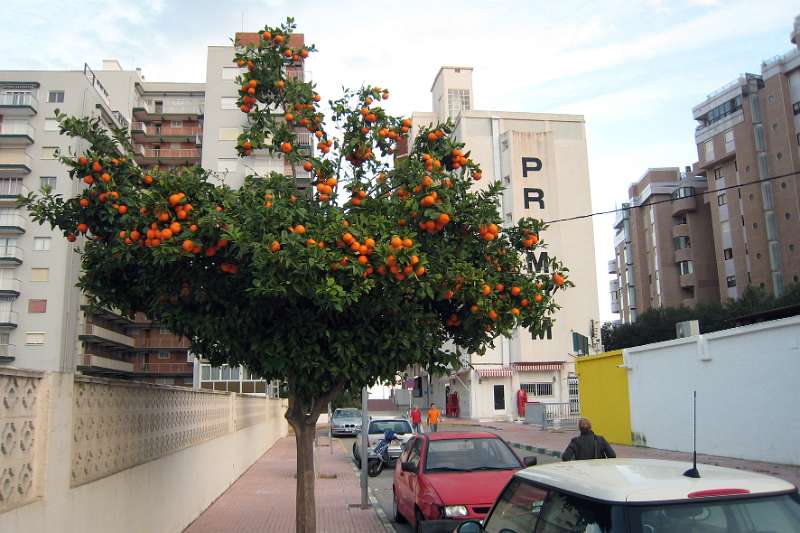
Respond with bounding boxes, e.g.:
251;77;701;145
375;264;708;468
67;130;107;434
676;320;700;338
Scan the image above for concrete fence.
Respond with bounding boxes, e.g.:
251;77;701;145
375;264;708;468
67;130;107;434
0;369;288;533
625;315;800;466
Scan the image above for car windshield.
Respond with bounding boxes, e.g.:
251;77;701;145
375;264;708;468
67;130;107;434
333;409;360;418
425;438;521;472
628;493;800;533
369;420;412;435
485;478;616;533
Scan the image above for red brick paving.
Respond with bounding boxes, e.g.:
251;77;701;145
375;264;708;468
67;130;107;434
442;418;800;488
183;436;385;533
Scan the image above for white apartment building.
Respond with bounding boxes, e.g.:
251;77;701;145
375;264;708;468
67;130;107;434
406;67;600;420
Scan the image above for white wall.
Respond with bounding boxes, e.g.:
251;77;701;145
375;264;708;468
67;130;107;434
625;316;800;465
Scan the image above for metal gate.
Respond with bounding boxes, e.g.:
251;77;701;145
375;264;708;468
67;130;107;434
568;374;580;416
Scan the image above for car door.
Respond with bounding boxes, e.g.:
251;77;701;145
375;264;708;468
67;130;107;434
396;437;423;518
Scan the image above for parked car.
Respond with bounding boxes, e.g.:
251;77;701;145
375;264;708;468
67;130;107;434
392;432;537;531
329;408;362;437
453;458;800;533
353;417;414;466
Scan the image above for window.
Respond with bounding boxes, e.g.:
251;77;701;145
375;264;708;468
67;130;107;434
0;178;23;196
28;299;46;313
31;268;49;282
717;193;727;206
493;384;505;410
157;351;170;360
703;140;715;161
724;130;735;153
33;237;50;251
44;118;59;131
170;120;182;128
726;275;736;288
723;248;733;260
713;168;723;180
793;102;800;115
754;124;766;151
25;332;45;345
39;176;56;190
671;187;695;200
217;158;238;172
447;88;470;119
674;236;691;249
47;90;64;103
700;95;741;126
41;146;59;159
522;383;554;397
768;95;775;104
218;127;239;141
220;96;237;110
678;260;694;275
221;66;244;80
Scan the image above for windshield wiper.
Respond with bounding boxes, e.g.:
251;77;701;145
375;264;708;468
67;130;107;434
426;466;470;472
466;466;518;471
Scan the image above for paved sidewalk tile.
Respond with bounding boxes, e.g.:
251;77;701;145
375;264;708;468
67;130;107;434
442;418;800;487
184;436;385;533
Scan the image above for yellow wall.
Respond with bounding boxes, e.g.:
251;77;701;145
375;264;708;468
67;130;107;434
575;350;632;445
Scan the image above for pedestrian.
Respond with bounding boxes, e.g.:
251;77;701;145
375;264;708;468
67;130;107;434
562;418;616;461
410;405;422;433
426;402;441;433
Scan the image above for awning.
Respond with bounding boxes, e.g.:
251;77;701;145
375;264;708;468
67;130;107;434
476;367;514;378
513;362;563;372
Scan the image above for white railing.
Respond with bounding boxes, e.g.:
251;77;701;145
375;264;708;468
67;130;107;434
136;146;201;159
141;102;204;115
0;93;39;109
83;323;136;348
0;122;34;137
0;311;19;324
0;245;24;262
0;152;33;169
0;180;28;196
0;343;15;358
0;278;21;293
0;213;26;230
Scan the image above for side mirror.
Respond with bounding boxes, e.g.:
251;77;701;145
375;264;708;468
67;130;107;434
400;462;418;474
456;520;484;533
523;456;538;467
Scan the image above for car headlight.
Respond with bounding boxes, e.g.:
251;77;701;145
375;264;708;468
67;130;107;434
444;505;468;518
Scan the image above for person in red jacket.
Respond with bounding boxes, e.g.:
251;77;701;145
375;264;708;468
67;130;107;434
410;405;422;433
516;386;528;420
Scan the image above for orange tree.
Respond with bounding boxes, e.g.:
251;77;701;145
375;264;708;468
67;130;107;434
23;18;571;533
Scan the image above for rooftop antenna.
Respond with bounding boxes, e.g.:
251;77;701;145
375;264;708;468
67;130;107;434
683;390;700;478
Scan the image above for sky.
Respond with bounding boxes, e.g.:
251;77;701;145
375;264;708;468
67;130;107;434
2;0;799;322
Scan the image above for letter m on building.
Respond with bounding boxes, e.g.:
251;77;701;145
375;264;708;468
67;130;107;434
526;251;549;273
534;319;553;340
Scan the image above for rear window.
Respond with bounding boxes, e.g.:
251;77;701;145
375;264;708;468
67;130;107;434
369;420;412;435
628;493;800;533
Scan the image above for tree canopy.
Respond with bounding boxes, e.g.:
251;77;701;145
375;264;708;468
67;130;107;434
23;18;572;532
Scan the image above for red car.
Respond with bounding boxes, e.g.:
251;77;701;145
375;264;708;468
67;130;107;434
392;431;536;531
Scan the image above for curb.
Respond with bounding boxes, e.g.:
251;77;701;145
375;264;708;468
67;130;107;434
510;441;562;459
339;439;396;533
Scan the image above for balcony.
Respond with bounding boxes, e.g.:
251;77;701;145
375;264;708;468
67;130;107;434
135;362;193;375
132;102;204;120
135;335;191;350
0;343;14;363
0;181;28;205
0;151;32;175
671;196;697;217
134;146;201;166
81;353;134;374
608;260;617;275
293;131;314;155
130;122;203;142
0;311;18;327
0;278;21;296
80;323;135;348
672;223;690;238
0;213;26;234
680;273;696;288
0;93;38;116
0;122;34;145
674;247;692;264
610;299;620;314
0;246;23;265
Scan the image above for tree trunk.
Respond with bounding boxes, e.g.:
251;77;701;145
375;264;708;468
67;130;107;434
289;411;317;533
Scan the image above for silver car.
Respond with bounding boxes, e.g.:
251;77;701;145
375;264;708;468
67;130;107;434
330;408;363;437
353;418;414;465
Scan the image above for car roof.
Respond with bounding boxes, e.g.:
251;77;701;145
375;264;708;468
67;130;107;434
516;459;796;503
370;417;409;422
424;431;501;441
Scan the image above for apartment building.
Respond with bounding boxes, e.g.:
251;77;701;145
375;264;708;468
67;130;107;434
692;15;800;300
610;168;719;323
401;66;599;420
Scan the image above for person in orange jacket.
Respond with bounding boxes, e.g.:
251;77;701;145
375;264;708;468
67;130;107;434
427;403;441;432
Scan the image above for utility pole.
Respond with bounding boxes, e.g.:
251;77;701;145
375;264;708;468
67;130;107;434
360;386;369;508
328;402;333;455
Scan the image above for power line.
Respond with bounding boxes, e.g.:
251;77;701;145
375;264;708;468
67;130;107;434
543;170;800;225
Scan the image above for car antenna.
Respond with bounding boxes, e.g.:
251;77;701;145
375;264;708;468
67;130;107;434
683;390;700;479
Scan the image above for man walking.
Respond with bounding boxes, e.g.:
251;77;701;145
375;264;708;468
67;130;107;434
562;418;616;461
410;405;422;433
426;403;441;433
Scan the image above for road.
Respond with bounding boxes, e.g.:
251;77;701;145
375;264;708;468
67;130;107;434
335;425;557;532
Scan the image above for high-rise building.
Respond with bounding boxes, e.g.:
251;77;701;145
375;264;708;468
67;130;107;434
692;15;800;299
610;168;719;323
400;66;600;420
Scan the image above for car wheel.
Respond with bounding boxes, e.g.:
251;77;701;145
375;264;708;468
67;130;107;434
392;489;406;524
414;507;425;533
352;442;358;459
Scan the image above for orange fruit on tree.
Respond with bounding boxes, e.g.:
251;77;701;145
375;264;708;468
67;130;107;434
182;239;194;252
169;222;181;233
303;161;313;172
294;224;306;234
77;223;88;233
553;273;565;286
488;310;498;321
143;175;154;185
510;286;521;296
189;224;198;233
470;304;479;313
83;175;94;185
101;173;111;183
357;255;368;265
92;161;102;172
67;233;76;242
512;308;520;316
117;205;128;215
160;228;173;240
79;198;89;208
78;155;88;166
415;266;426;276
270;240;281;252
481;284;492;296
281;142;292;153
534;293;543;303
438;213;450;224
402;238;413;248
130;230;141;241
495;283;505;292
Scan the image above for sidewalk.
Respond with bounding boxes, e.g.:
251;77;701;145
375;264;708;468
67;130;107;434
442;418;800;488
183;436;385;533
